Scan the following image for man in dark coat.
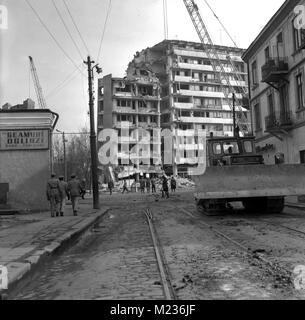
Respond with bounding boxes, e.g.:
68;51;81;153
46;173;61;218
162;176;169;199
171;177;177;193
67;174;82;216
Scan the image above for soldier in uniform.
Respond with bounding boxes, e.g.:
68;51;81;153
67;174;82;216
58;176;69;217
46;173;61;218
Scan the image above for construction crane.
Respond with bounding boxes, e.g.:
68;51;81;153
29;56;48;109
182;0;250;134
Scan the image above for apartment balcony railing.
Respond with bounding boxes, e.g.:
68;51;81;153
265;110;293;133
261;58;288;84
113;107;136;114
138;108;159;114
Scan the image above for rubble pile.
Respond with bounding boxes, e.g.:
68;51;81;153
176;177;195;189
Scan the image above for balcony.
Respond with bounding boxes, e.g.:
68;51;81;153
113;107;136;114
265;111;293;136
261;58;288;85
177;89;225;99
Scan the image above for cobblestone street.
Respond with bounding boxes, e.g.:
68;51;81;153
10;192;305;300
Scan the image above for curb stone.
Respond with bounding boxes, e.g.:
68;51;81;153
0;207;110;298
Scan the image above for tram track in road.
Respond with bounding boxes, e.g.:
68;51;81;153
176;207;294;287
144;208;177;300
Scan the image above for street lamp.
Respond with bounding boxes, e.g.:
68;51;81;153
56;129;68;181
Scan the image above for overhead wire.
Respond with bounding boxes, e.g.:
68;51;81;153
62;0;91;55
46;63;83;99
51;0;84;61
96;0;112;63
24;0;84;75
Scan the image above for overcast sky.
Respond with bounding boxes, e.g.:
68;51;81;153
0;0;285;132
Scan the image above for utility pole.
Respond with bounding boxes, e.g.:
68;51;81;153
56;129;68;181
84;56;102;210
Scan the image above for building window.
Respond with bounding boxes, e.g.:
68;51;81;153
98;101;104;112
279;83;289;114
254;103;261;130
276;32;284;58
264;46;270;62
300;150;305;164
296;74;304;109
293;19;305;51
251;61;258;86
268;93;274;116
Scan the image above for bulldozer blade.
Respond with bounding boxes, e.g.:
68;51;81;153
194;164;305;200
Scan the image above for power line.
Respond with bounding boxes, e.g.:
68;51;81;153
46;70;81;100
46;63;83;99
51;0;84;60
24;0;84;75
62;0;91;55
97;0;112;63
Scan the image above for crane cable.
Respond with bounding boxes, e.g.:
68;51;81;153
163;0;169;40
202;0;238;48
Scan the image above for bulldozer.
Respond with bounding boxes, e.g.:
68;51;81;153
194;135;305;215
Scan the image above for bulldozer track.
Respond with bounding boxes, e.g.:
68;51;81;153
144;208;177;300
177;207;294;286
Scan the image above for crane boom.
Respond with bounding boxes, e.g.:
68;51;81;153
182;0;250;133
29;56;48;109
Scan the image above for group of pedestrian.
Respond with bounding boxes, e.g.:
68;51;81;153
106;176;177;198
140;177;156;194
46;173;85;218
162;176;177;198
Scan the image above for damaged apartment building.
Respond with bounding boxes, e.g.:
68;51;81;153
127;40;250;175
98;39;250;178
97;65;162;180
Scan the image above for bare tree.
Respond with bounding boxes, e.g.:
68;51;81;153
66;128;91;188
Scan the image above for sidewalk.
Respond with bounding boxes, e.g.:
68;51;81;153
285;202;305;210
0;199;109;297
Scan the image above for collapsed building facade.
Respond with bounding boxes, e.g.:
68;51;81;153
98;39;250;179
127;40;250;175
97;65;162;181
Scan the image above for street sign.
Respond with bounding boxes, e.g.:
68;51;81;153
0;129;49;151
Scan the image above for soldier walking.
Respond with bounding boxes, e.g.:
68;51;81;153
58;176;69;217
46;173;61;218
67;174;82;216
